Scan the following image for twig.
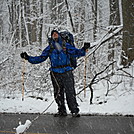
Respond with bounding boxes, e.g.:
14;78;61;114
117;68;134;78
105;80;122;96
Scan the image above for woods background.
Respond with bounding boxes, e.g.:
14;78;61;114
0;0;133;101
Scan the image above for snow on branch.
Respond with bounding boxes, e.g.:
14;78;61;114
0;57;9;65
77;25;123;67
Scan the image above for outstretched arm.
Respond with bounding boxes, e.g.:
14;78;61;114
66;43;90;57
20;46;50;64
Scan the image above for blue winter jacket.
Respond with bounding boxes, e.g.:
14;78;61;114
27;36;86;73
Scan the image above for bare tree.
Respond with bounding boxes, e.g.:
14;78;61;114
38;0;43;45
7;0;20;45
91;0;98;41
121;0;134;66
108;0;121;70
109;0;120;25
65;0;75;32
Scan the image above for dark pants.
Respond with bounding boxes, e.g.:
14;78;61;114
50;71;79;114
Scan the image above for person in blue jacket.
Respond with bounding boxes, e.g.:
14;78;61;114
20;30;90;117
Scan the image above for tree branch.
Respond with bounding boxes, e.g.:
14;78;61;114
77;26;123;67
0;57;9;65
76;61;116;104
117;68;134;78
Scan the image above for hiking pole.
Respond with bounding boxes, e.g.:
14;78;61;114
84;50;88;97
21;58;26;101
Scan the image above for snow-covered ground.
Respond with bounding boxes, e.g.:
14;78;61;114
0;88;134;116
0;43;134;116
0;40;134;116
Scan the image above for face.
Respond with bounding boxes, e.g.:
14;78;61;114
52;32;59;40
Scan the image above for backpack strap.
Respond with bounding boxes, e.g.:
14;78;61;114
61;39;67;53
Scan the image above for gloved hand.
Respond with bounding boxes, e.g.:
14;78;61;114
20;52;29;60
82;42;90;51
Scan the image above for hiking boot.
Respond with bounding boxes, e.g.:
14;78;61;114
54;112;67;117
72;113;80;117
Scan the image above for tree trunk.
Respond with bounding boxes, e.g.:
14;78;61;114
39;0;43;46
25;0;31;45
65;0;75;32
7;0;20;45
91;0;97;41
109;0;120;25
121;0;134;66
91;0;98;64
108;0;120;65
31;0;37;43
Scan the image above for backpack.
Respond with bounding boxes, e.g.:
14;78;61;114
48;31;77;69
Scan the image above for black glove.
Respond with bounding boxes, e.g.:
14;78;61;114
20;52;29;60
82;42;90;51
